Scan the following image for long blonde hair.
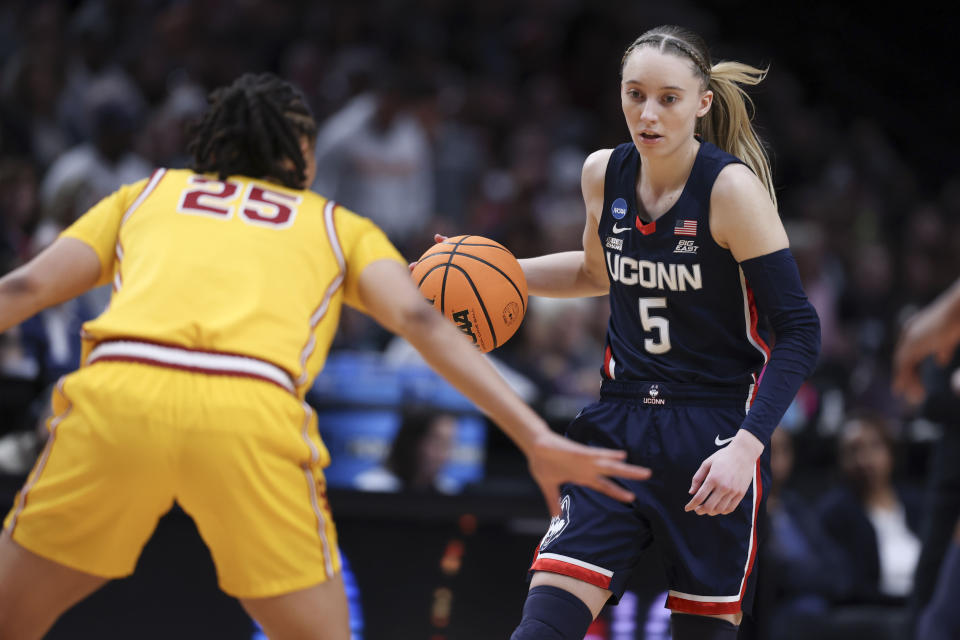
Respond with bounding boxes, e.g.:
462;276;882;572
621;26;777;207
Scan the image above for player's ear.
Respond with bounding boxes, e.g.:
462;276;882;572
696;90;713;118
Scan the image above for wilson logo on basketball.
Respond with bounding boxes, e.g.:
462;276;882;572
502;302;520;326
452;309;478;345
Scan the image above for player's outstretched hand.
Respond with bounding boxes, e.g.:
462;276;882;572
893;305;958;405
685;431;763;516
527;431;651;517
408;234;450;270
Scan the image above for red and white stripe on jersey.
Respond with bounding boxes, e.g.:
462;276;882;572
738;266;770;413
295;199;344;388
86;339;296;394
531;552;614;590
603;345;617;380
665;460;763;615
299;400;335;578
113;168;166;293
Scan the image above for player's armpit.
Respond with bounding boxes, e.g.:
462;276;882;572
580;149;614;291
0;238;101;334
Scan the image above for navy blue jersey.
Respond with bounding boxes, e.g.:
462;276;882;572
598;140;770;391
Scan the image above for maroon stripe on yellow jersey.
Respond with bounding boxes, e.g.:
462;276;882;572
113;169;166;292
6;377;71;535
295;199;345;388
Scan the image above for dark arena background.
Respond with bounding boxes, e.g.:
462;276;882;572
0;1;955;639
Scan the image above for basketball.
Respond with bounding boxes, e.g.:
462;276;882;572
411;235;528;353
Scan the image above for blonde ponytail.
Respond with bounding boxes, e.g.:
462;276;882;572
699;62;777;207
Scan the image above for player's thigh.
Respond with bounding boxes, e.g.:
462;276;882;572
0;529;108;638
656;406;768;618
240;572;350;640
176;380;339;599
530;571;612;619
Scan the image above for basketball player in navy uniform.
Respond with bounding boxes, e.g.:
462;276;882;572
506;26;821;640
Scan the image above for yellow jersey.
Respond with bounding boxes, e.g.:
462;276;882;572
62;168;405;398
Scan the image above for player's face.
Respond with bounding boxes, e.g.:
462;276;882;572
418;414;456;478
839;421;893;493
620;48;712;157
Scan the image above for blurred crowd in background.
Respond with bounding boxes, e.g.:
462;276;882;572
0;1;956;638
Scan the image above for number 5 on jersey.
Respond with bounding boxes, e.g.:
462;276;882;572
177;176;302;228
639;297;671;354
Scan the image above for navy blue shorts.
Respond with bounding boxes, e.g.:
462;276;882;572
529;380;770;616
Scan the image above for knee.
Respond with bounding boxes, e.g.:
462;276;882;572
510;585;594;640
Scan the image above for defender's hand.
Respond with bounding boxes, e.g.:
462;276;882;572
893;306;958;405
408;234;450;270
527;431;651;517
685;430;762;516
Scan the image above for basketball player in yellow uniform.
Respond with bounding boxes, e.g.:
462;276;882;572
0;74;650;640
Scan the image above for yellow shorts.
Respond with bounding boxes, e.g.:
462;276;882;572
3;354;340;599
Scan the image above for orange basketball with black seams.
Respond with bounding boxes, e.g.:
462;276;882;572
411;235;528;353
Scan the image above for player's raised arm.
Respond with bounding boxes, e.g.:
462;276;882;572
0;238;101;334
355;257;651;515
513;149;612;299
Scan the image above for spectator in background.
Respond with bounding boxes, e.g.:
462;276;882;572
0;158;39;273
0;41;70;169
0;381;52;475
140;82;208;169
40;89;151;220
312;69;435;252
759;427;850;640
0;220;96;471
17;220;98;386
506;296;605;422
355;407;460;494
816;412;921;639
57;1;144;143
0;159;42;441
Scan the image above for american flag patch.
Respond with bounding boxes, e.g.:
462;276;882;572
674;220;697;236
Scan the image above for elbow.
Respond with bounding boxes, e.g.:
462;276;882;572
770;302;822;376
0;270;40;301
582;264;609;294
391;300;442;339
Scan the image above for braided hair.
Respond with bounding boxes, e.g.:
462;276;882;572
187;73;317;190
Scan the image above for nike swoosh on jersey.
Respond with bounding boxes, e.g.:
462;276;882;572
612;224;631;234
715;435;735;446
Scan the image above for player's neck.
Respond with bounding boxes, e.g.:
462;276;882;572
638;138;699;198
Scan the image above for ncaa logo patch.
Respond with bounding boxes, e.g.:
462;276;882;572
540;495;571;551
610;198;628;220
